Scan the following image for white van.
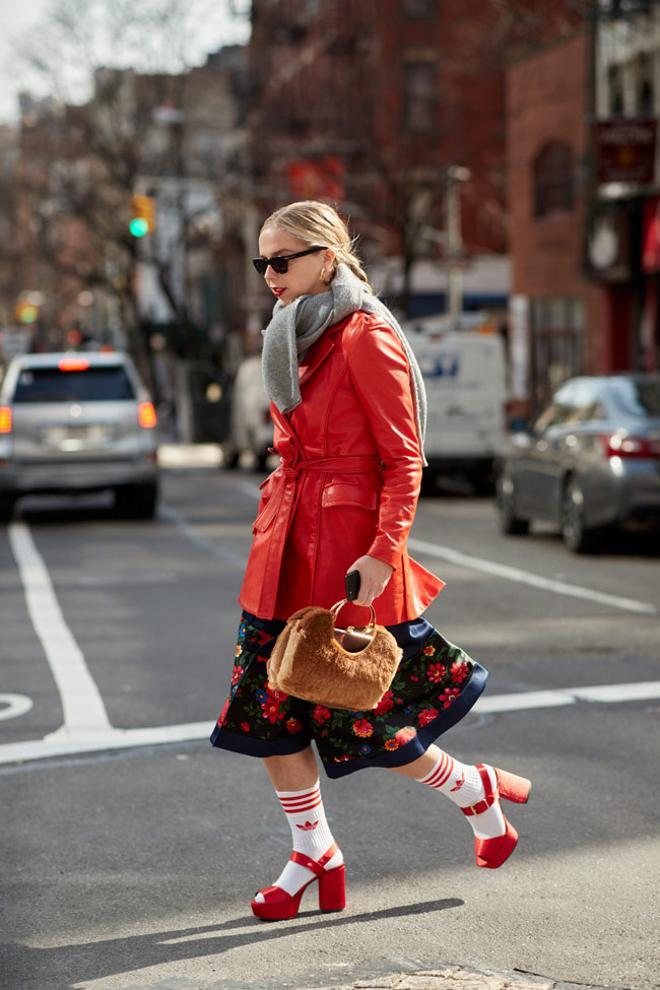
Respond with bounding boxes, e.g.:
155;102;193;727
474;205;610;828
403;314;508;492
223;355;272;470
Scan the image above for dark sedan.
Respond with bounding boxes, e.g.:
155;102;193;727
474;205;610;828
495;374;660;552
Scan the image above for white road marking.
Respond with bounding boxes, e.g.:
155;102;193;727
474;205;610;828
408;537;658;615
0;694;33;721
1;680;659;767
8;522;113;735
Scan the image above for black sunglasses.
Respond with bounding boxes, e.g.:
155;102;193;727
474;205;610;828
252;245;327;276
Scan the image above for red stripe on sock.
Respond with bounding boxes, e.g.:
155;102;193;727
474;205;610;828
424;754;450;788
278;789;322;812
434;757;455;789
280;798;322;814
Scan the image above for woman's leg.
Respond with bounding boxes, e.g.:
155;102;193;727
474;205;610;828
388;743;531;867
253;746;345;914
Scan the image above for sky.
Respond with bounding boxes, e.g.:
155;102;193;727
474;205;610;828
0;0;251;125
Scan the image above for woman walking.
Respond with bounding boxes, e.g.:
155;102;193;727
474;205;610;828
211;200;531;921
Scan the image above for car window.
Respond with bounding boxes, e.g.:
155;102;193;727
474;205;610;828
533;400;573;433
608;378;660;417
12;367;135;403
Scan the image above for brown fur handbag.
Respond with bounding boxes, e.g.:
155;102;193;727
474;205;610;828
267;600;403;712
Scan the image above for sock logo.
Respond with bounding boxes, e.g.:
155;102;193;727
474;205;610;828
450;773;465;792
295;820;320;831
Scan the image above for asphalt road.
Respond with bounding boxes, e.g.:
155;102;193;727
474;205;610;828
1;462;659;990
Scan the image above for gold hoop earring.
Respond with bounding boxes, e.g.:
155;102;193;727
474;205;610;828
321;267;327;282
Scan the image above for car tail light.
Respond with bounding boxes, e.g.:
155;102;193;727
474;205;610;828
601;433;660;459
0;406;12;434
58;358;90;371
138;401;157;429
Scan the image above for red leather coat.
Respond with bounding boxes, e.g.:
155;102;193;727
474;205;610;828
238;310;445;626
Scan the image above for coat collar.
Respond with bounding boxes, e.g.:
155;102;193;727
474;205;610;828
298;314;352;389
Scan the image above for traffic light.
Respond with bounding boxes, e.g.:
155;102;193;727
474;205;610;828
129;194;156;237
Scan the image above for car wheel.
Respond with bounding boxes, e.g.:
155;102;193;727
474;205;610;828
114;483;159;520
495;472;529;535
561;477;600;553
0;494;16;524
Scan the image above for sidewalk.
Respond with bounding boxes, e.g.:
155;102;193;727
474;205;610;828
301;964;608;990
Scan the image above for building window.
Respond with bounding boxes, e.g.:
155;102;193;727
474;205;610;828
404;61;437;133
531;297;584;410
403;0;436;16
608;64;625;115
532;141;575;219
637;54;654;115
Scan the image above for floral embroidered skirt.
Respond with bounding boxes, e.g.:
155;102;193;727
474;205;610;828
210;610;488;779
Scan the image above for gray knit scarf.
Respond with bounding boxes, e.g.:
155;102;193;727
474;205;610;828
261;263;428;463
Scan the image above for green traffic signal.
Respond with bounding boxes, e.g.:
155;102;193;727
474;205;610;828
129;217;150;238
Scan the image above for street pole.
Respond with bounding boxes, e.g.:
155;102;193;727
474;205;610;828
446;165;471;328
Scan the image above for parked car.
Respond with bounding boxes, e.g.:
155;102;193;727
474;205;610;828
495;374;660;552
403;316;509;493
223;355;272;470
0;351;160;521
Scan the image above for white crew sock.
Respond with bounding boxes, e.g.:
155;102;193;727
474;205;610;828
416;751;505;840
255;780;343;901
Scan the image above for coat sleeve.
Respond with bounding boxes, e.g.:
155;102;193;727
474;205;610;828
345;317;423;568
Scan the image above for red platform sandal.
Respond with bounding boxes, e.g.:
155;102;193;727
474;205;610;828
251;842;346;921
461;764;532;869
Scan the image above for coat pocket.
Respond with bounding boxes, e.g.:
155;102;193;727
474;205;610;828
321;481;378;511
252;494;279;533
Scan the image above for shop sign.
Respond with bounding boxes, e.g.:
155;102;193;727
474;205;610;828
597;118;657;184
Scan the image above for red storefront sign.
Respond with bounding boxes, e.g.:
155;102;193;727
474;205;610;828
287;157;344;201
597;119;657;184
642;197;660;272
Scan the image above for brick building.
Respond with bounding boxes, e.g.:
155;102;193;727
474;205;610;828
247;0;583;319
507;31;608;411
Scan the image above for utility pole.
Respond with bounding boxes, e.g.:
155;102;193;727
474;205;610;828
445;165;471;327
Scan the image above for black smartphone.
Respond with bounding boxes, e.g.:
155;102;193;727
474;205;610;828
345;569;361;601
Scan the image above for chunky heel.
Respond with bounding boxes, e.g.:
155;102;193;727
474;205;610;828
251;842;346;921
495;768;532;805
318;863;346;912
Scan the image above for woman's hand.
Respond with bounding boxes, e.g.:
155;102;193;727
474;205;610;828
346;555;394;607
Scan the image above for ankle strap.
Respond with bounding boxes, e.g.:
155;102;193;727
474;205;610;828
290;842;339;877
461;764;498;817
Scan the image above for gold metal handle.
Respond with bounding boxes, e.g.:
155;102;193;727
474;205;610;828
330;598;376;631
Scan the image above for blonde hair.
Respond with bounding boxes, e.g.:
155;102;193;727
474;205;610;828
260;200;373;292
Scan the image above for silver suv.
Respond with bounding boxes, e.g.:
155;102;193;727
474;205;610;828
0;351;159;521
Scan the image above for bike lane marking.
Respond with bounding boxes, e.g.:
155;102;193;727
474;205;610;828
1;680;659;767
0;695;33;721
407;537;657;615
7;522;113;736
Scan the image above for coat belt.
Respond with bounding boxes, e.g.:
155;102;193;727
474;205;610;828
255;453;381;615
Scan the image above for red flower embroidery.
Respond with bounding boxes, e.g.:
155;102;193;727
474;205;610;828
353;719;374;738
423;644;435;656
372;690;394;715
410;675;419;682
261;701;286;723
394;726;417;745
240;721;250;733
312;705;331;725
267;687;289;703
417;707;439;727
216;699;230;726
256;652;269;664
450;660;469;684
231;665;242;685
384;738;400;751
427;663;447;684
439;687;458;709
285;717;303;734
